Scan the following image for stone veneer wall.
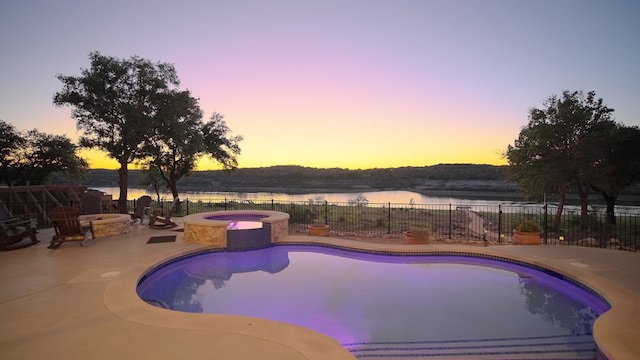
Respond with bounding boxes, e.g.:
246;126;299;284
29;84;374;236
81;214;131;238
270;221;289;242
182;210;289;248
184;224;227;247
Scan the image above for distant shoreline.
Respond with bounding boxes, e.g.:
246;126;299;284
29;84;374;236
97;185;640;207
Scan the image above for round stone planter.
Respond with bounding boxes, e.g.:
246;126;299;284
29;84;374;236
512;231;542;245
308;224;330;237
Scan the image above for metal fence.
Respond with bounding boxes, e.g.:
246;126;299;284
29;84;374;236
174;198;639;251
5;198;638;252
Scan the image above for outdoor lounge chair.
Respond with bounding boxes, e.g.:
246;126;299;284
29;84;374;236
82;192;102;215
48;206;96;249
1;216;39;251
130;195;152;224
149;198;179;229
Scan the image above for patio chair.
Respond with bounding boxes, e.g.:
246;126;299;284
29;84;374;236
82;190;103;215
1;216;39;251
149;198;179;229
48;206;96;249
130;195;152;224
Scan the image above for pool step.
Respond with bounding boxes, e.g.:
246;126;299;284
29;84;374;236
344;334;598;359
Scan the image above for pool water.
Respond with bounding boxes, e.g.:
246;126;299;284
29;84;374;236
137;246;609;359
226;220;262;230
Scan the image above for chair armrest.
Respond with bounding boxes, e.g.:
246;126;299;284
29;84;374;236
0;217;22;225
2;218;31;226
0;219;33;231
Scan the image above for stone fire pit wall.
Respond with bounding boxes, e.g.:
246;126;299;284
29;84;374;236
182;210;289;248
78;214;131;238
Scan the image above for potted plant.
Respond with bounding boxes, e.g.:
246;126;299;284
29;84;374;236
308;224;330;237
404;226;431;244
512;220;541;245
307;201;330;237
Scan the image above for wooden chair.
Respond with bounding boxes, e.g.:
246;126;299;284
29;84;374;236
48;206;96;249
82;192;102;215
1;217;39;251
130;195;152;224
149;198;179;229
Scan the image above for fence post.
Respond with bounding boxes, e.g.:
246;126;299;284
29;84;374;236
387;202;391;234
448;203;452;239
498;204;502;244
543;203;548;245
271;199;274;210
324;201;328;225
224;198;228;210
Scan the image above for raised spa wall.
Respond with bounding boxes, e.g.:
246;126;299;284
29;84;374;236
182;210;289;249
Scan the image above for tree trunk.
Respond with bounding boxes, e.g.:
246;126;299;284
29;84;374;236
169;182;179;200
117;162;128;214
553;185;566;232
602;192;617;225
575;181;591;229
153;181;161;203
169;181;181;213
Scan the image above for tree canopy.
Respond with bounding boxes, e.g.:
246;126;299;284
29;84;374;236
0;119;87;186
586;123;640;223
506;90;639;227
53;52;183;212
54;52;242;210
142;108;242;201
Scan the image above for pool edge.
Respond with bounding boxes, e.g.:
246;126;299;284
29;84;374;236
105;235;640;360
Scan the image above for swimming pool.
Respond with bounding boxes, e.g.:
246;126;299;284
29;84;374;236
137;245;609;359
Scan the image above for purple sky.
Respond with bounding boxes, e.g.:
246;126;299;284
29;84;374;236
1;0;638;169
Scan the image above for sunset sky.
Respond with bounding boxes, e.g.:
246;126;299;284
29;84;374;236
1;0;639;170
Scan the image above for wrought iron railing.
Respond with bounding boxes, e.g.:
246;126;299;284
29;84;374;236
3;198;638;252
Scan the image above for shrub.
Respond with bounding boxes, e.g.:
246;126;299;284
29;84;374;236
515;220;541;233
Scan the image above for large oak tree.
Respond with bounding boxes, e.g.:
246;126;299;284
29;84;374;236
142;104;242;202
506;90;615;229
586;123;640;224
54;52;181;213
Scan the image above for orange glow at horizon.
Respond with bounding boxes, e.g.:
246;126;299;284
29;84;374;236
79;146;507;171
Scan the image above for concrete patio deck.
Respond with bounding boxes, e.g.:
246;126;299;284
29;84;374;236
1;218;639;359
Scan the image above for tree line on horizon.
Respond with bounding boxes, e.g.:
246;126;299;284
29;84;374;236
57;163;511;188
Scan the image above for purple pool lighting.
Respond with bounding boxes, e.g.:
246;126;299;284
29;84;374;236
205;213;270;250
182;211;289;249
204;214;268;222
226;220;262;230
206;214;266;231
137;245;610;359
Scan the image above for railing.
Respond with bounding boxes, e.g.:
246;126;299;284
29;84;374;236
172;198;639;251
4;198;638;252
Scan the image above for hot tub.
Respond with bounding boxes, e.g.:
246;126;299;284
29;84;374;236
182;210;289;249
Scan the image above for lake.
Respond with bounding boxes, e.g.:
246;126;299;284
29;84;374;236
94;187;640;214
95;187;523;205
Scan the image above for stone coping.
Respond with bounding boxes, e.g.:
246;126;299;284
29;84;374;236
79;213;131;224
182;210;289;227
105;236;639;360
105;242;352;360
